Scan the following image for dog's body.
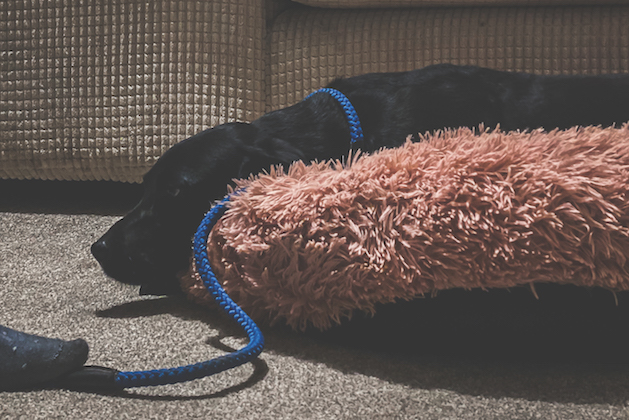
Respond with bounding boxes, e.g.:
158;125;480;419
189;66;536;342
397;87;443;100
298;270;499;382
91;64;629;295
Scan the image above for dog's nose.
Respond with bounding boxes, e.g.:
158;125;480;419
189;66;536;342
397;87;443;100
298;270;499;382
90;238;109;263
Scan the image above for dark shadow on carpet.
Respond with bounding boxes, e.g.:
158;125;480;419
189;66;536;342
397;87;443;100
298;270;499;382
95;286;629;405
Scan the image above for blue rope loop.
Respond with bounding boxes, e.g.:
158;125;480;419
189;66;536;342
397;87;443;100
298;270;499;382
114;191;264;388
305;88;365;148
112;87;361;388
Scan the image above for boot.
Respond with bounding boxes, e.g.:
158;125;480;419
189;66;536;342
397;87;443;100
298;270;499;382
0;325;89;390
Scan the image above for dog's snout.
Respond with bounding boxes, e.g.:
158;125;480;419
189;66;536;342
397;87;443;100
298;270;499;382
91;237;110;263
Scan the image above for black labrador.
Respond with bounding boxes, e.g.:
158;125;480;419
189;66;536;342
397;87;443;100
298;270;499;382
91;63;629;295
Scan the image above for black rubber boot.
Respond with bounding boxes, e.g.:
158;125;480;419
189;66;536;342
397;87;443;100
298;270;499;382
0;325;89;390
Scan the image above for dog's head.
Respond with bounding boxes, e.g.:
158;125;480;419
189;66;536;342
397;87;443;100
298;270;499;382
91;122;304;295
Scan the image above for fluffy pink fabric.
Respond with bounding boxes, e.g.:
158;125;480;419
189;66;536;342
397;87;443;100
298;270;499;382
180;126;629;330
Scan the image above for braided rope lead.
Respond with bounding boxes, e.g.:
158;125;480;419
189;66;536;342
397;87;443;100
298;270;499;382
111;88;362;388
114;192;264;388
305;88;364;147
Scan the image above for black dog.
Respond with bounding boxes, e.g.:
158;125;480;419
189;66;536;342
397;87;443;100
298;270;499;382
91;63;629;295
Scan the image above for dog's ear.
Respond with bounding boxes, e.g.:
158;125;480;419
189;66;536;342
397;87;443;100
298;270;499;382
238;138;305;178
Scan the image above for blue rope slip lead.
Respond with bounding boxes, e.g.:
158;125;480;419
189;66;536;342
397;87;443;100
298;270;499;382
112;88;363;387
112;88;364;387
306;88;365;147
114;193;264;388
65;87;363;389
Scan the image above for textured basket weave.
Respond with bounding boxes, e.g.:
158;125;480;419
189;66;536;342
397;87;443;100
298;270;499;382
269;5;629;108
3;0;629;182
0;0;272;182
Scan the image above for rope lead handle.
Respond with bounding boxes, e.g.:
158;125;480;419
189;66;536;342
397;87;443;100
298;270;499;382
114;192;264;388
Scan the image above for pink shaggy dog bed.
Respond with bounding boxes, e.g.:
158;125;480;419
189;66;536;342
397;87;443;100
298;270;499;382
180;125;629;331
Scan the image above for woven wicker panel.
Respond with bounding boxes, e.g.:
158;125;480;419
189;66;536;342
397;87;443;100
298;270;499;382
294;0;629;8
295;0;629;9
0;0;269;182
269;6;629;110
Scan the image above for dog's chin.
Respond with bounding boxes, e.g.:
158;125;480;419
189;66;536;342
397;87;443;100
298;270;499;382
99;265;183;296
124;272;183;296
139;281;183;296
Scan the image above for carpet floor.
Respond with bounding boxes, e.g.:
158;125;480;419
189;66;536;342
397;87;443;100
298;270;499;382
1;179;629;419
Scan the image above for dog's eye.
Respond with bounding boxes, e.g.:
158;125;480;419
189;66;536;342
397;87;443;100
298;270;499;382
152;193;180;225
154;188;182;213
166;188;181;198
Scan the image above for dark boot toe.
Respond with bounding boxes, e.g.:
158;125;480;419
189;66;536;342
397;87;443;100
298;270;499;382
0;325;89;390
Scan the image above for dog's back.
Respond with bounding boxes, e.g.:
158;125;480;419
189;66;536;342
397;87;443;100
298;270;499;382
328;64;629;148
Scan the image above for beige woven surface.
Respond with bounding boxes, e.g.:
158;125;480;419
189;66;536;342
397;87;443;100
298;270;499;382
269;6;629;109
294;0;629;8
0;0;271;182
3;1;629;182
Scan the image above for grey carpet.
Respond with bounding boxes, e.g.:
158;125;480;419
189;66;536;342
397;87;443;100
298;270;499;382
1;180;629;419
